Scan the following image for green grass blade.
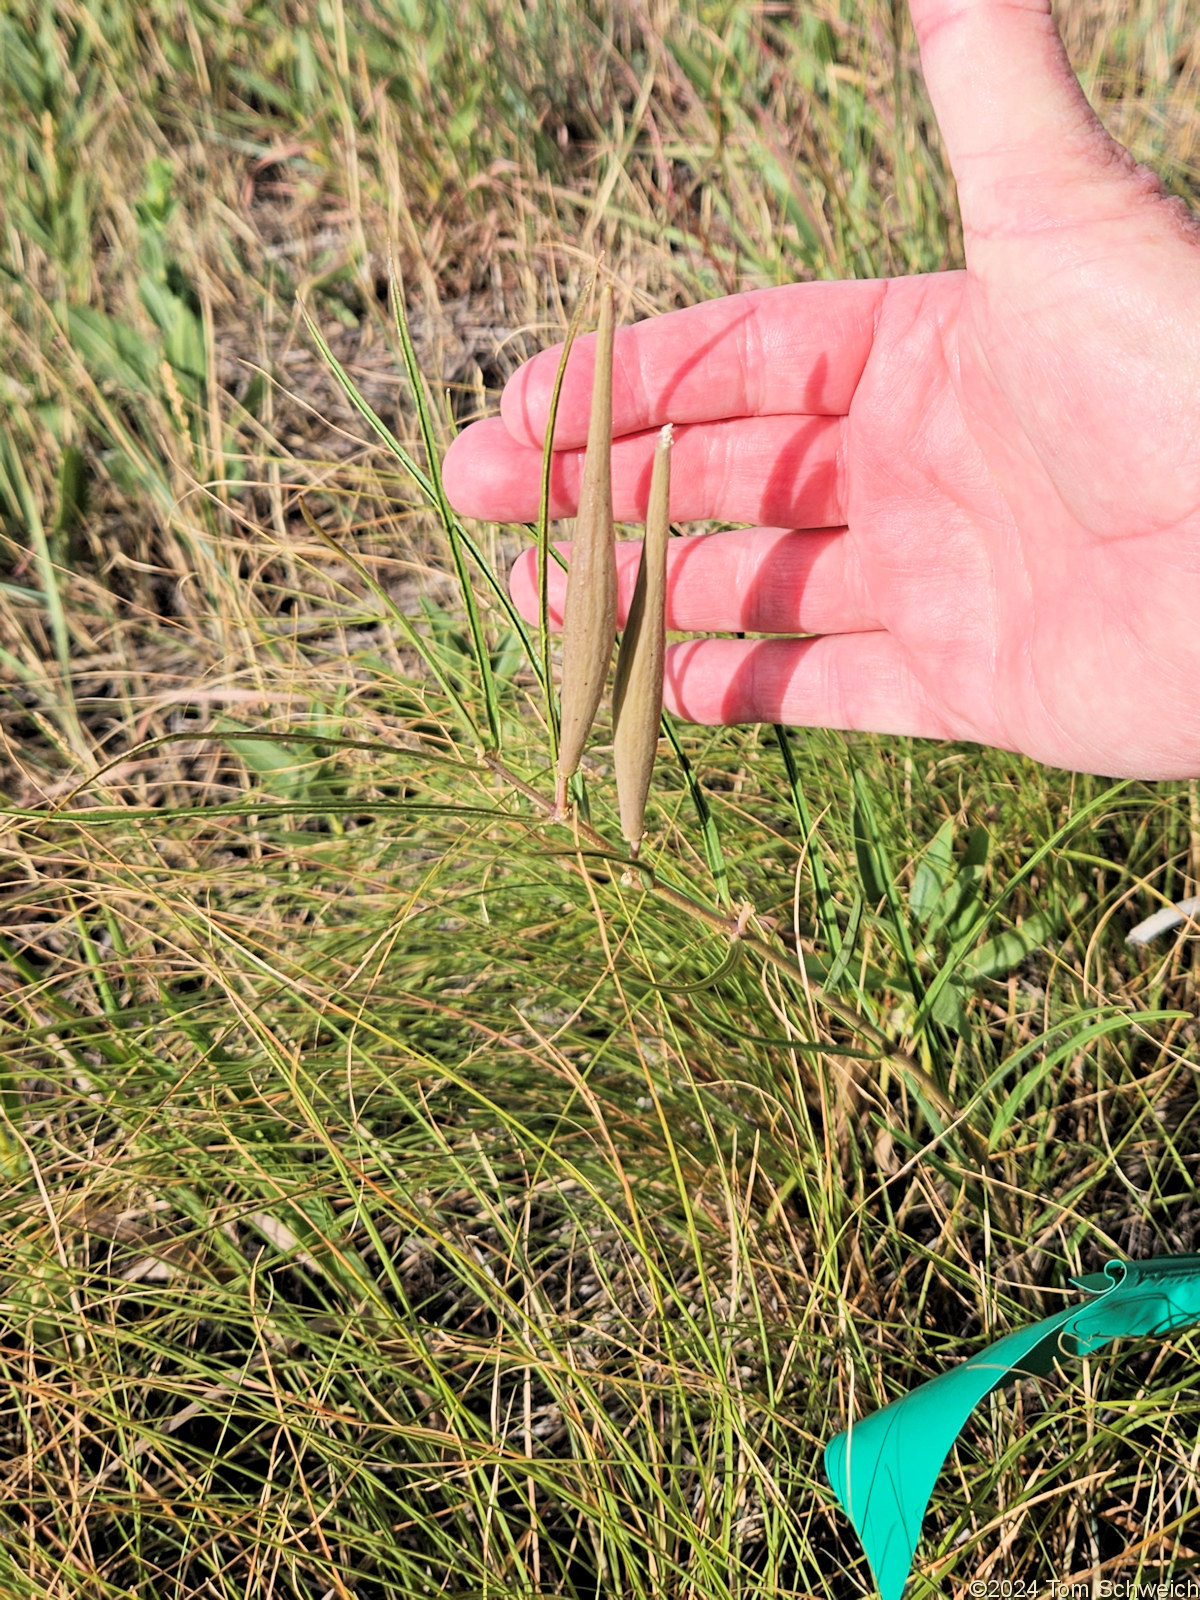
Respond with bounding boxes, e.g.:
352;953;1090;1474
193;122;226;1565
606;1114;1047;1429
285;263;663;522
536;266;597;766
387;263;501;751
774;724;843;958
822;886;864;993
661;713;731;907
987;1008;1187;1146
297;497;483;747
300;295;546;704
912;780;1136;1035
0;424;82;751
851;764;925;1010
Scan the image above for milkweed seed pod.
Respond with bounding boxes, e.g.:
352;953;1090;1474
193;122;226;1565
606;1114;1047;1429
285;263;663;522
612;423;672;857
555;284;618;816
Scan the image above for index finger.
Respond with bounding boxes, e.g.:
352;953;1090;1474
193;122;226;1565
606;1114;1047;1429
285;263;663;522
500;278;888;451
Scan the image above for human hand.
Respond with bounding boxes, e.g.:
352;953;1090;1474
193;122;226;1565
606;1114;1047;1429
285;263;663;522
442;0;1200;779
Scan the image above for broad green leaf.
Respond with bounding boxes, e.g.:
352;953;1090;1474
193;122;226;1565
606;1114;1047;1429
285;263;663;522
929;978;970;1035
963;892;1088;983
940;824;990;942
909;817;955;928
216;718;319;802
67;304;158;394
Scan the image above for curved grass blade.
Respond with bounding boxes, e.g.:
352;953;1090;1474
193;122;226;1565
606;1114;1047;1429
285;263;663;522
622;940;744;997
911;780;1136;1035
537;264;599;764
299;299;542;703
387;262;499;751
0;425;84;754
298;498;481;745
774;724;842;960
822;887;864;993
661;714;731;908
689;1002;877;1058
986;1006;1186;1147
851;765;926;1014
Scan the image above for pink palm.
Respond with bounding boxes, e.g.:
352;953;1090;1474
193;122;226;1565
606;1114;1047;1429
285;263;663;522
442;0;1200;778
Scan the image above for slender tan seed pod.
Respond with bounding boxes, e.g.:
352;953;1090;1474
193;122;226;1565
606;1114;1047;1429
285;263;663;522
612;422;672;857
555;284;617;816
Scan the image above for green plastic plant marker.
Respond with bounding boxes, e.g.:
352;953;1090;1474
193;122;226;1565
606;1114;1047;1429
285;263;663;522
824;1255;1200;1600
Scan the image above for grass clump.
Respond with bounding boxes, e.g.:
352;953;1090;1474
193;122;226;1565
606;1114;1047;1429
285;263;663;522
2;2;1200;1596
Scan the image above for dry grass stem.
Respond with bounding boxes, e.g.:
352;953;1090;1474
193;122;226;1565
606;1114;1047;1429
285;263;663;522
613;422;672;857
3;3;1199;1590
554;282;617;816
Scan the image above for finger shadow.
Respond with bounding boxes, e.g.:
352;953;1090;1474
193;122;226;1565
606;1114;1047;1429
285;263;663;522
648;303;835;425
663;636;825;726
664;526;847;634
618;407;838;525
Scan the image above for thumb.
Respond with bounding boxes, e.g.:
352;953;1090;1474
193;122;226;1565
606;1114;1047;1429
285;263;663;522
908;0;1133;258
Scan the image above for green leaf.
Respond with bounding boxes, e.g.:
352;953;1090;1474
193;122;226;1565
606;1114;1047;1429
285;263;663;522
851;770;889;907
387;265;500;751
851;767;924;1012
929;979;970;1035
138;275;207;389
940;824;989;943
909;817;955;928
774;724;842;960
985;1007;1177;1146
909;782;1128;1040
216;719;318;802
67;304;158;394
822;889;863;993
963;892;1087;983
53;444;88;543
662;716;731;908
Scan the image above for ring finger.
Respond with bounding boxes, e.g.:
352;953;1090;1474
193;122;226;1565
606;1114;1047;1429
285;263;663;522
442;413;848;528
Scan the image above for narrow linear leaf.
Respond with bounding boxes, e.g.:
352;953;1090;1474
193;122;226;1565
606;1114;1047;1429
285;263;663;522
987;1007;1183;1145
388;262;500;750
661;715;731;909
298;498;481;745
822;888;864;992
912;781;1135;1035
0;426;73;687
625;941;744;997
774;724;842;959
537;265;599;762
299;297;542;702
851;767;925;1012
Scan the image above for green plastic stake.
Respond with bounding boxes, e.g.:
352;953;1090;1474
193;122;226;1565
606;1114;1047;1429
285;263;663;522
825;1255;1200;1600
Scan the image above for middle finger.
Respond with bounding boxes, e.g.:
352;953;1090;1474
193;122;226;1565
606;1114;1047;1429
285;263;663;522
509;525;878;637
441;412;847;527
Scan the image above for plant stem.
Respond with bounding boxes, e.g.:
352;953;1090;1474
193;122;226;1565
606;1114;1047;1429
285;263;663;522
479;749;990;1170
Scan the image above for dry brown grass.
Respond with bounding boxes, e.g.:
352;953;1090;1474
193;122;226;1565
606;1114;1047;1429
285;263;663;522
2;1;1200;1595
